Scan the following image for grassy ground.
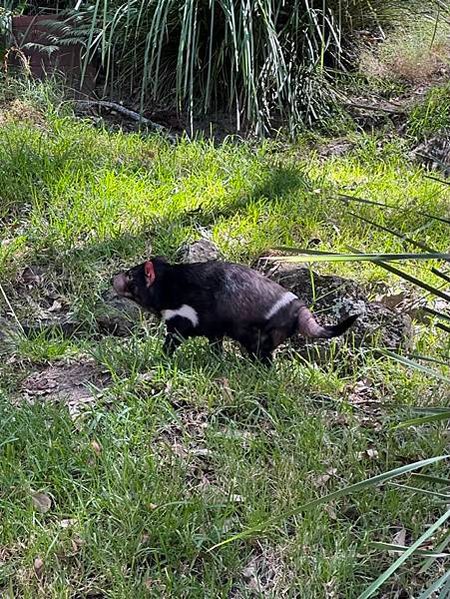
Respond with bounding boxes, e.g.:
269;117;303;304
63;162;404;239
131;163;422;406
0;79;449;597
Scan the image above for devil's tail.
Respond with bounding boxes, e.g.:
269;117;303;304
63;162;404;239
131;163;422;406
297;306;358;339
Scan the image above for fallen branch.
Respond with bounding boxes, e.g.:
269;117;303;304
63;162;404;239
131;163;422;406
344;101;405;115
75;100;177;142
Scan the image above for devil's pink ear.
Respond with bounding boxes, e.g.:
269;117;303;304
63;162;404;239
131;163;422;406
144;261;156;286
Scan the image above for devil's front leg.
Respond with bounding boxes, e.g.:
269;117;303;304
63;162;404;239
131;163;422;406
238;328;275;367
162;316;194;357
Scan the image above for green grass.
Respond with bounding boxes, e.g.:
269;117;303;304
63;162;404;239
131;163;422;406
0;79;449;597
408;83;450;138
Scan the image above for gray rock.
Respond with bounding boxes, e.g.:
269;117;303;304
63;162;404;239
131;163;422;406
179;239;221;263
96;290;144;336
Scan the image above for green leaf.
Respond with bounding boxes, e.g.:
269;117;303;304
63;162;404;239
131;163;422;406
395;412;450;429
388;482;450;500
412;473;450;487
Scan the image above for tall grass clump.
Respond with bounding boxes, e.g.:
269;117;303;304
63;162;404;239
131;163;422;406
44;0;439;135
360;14;450;88
408;83;450;138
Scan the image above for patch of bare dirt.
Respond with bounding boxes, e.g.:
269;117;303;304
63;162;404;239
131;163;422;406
317;138;356;159
360;38;450;88
20;358;110;417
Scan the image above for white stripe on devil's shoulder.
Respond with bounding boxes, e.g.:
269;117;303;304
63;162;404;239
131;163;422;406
162;304;199;327
265;292;297;320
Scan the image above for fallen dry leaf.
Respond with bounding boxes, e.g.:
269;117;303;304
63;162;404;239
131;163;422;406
31;491;51;513
358;448;379;460
324;505;338;520
314;468;338;487
71;534;85;553
21;266;44;286
90;440;102;456
33;556;44;579
377;292;407;310
242;563;262;592
59;518;77;529
392;527;407;547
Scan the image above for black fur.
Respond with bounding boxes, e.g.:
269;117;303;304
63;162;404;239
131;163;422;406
112;257;357;364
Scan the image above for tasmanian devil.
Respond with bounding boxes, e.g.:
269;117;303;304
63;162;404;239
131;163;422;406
112;257;358;365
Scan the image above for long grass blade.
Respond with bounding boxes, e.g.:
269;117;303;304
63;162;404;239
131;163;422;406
381;350;450;384
422;306;450;322
346;246;450;303
208;456;448;551
419;570;450;599
358;509;450;599
347;211;439;254
388;482;450;500
338;194;450;226
412;474;450;486
437;322;450;334
395;412;450;428
419;530;450;574
267;250;450;263
370;542;449;558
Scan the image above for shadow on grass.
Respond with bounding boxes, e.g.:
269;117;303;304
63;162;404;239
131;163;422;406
65;164;312;265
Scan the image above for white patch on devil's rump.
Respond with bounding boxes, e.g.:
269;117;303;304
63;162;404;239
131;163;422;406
161;304;199;327
265;292;297;320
